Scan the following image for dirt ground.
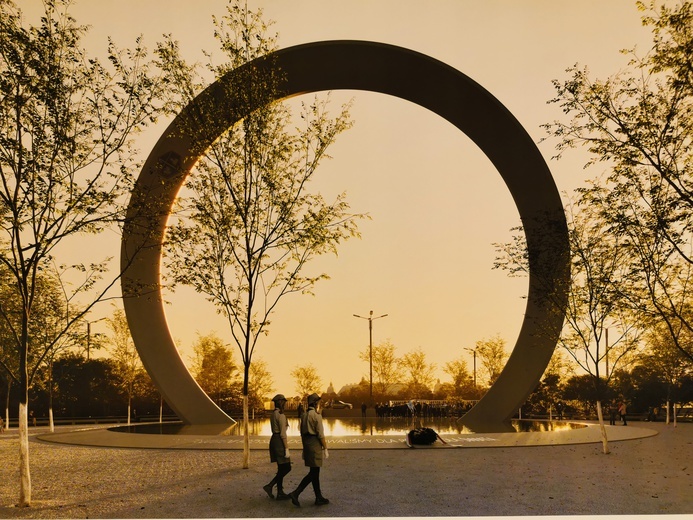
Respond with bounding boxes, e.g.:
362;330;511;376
0;421;691;518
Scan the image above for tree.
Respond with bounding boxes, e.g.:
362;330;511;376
160;1;362;468
247;359;274;416
290;364;323;399
442;356;476;399
617;363;666;417
400;348;436;399
524;350;572;417
50;353;116;417
29;273;82;432
544;0;693;365
644;321;693;424
359;340;402;400
1;263;84;430
562;374;601;417
495;199;641;454
189;333;239;409
0;0;164;505
474;335;508;388
106;308;143;424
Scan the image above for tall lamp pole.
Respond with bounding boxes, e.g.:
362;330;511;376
605;327;609;379
86;317;107;361
464;347;477;388
353;310;388;403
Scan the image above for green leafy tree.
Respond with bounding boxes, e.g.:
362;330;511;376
443;356;476;399
545;0;693;365
290;364;323;399
644;321;693;424
524;351;572;418
106;308;143;425
495;200;640;454
474;335;508;388
1;266;24;428
617;363;666;417
160;1;362;468
28;273;82;432
401;348;436;399
562;374;601;417
51;353;120;417
0;0;164;505
359;340;402;400
190;333;239;408
1;264;82;433
248;359;274;415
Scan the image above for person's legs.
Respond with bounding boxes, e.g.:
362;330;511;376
308;467;321;495
263;463;280;499
310;467;329;505
275;463;291;498
289;471;313;506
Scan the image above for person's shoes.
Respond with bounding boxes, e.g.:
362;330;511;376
315;497;330;506
262;484;274;499
276;492;291;500
288;491;300;507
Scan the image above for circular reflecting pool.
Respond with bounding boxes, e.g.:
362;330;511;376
114;417;586;436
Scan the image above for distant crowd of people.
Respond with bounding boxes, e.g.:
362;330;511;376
373;400;476;419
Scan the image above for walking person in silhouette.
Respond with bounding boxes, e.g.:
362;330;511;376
263;394;292;500
618;401;628;426
289;393;329;506
609;402;618;425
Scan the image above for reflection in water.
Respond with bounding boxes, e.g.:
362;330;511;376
117;417;585;436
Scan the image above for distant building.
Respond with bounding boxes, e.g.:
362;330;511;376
337;383;358;395
337;382;408;397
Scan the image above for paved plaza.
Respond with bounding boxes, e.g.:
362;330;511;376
0;420;691;518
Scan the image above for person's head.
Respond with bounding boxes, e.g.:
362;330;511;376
272;394;287;411
307;393;321;409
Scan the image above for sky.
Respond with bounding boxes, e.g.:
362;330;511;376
20;0;654;397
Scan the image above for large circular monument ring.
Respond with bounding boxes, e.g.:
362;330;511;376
121;40;570;432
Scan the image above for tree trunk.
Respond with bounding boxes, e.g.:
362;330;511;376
5;379;10;431
18;384;31;506
127;382;133;426
673;402;677;428
242;394;250;469
666;399;671;425
159;395;163;423
596;400;610;455
242;359;250;469
18;315;32;508
48;359;55;433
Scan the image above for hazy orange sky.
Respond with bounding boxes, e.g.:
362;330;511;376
20;0;653;397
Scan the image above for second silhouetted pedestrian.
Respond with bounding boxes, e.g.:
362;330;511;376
289;393;329;507
618;401;627;426
263;394;292;500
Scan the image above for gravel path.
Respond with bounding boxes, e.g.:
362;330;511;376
0;421;691;518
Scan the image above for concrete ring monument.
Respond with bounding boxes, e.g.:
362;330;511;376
120;40;570;433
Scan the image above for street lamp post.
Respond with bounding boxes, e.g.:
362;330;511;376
605;327;609;379
353;310;388;404
86;317;107;361
464;347;477;388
